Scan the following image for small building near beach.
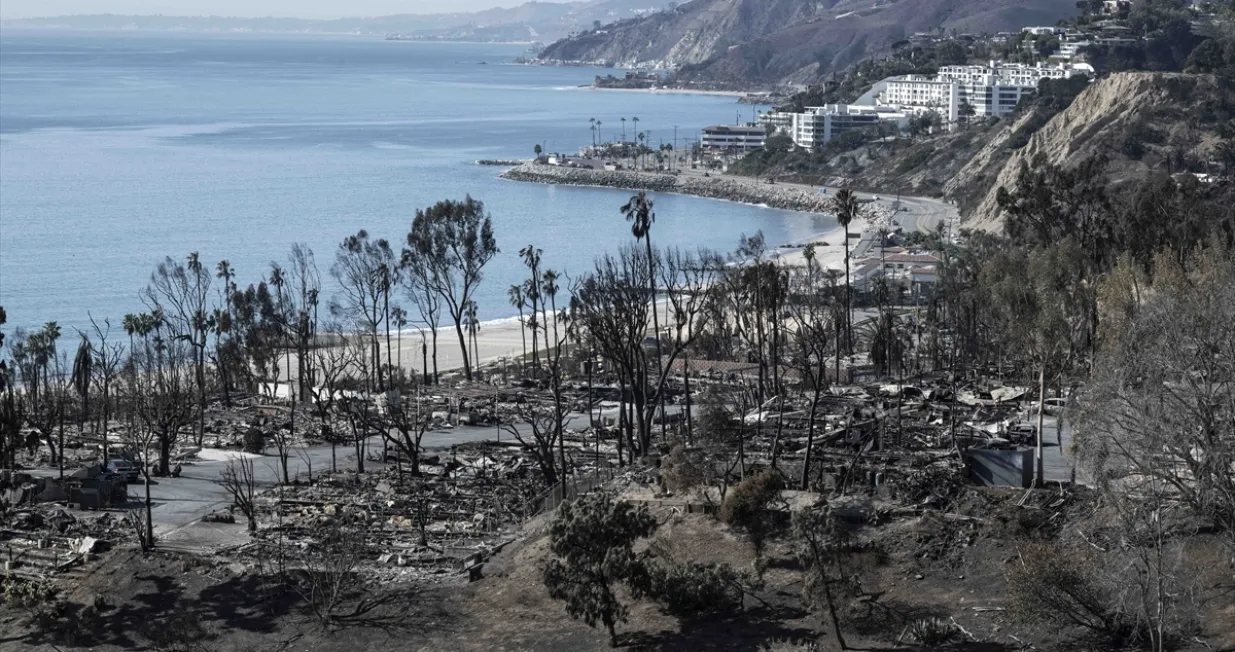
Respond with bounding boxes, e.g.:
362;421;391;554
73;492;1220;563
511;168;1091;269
700;124;767;153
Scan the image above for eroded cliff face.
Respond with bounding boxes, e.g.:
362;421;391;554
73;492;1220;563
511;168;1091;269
963;73;1230;231
537;0;1077;84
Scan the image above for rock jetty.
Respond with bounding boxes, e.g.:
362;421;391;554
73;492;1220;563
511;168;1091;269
476;159;528;166
500;163;833;214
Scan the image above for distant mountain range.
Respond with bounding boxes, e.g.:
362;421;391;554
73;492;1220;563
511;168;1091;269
0;1;672;43
538;0;1080;86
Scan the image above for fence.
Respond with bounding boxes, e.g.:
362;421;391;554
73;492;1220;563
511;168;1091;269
528;467;618;518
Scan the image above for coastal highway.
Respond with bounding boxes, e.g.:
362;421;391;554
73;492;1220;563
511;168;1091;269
688;169;960;237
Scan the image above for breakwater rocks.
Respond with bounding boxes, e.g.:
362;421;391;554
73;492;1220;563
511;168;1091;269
500;163;833;214
476;159;528;166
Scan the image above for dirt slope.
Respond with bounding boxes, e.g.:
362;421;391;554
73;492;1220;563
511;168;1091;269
965;72;1233;231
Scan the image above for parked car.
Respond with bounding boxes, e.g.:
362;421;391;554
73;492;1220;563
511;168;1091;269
1007;424;1038;444
105;459;140;483
1043;397;1069;416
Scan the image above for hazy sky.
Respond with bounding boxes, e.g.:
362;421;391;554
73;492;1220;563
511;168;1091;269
0;0;564;20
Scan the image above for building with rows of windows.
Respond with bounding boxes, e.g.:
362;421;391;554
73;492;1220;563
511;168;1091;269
759;61;1091;150
760;104;910;150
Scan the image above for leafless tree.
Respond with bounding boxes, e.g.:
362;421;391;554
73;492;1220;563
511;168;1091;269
789;245;836;489
400;249;443;384
378;386;432;476
143;252;213;446
88;315;126;467
307;324;359;473
572;245;717;457
287;522;416;632
1077;242;1235;550
131;314;196;478
330;230;393;393
218;456;260;531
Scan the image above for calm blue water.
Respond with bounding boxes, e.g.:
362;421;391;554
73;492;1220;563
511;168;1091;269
0;31;831;333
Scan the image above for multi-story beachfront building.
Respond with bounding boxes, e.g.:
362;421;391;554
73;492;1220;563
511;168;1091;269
759;60;1092;151
761;104;910;150
877;76;961;123
874;61;1093;119
700;124;767;152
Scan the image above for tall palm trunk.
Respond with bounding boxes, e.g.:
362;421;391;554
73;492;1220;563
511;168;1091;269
644;235;664;442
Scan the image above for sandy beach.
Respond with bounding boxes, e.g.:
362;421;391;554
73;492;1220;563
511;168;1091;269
278;171;954;383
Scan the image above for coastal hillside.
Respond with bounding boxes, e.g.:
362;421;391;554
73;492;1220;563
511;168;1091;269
536;0;1078;84
965;72;1235;230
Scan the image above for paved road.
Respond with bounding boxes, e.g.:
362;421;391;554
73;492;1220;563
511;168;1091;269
139;422;526;537
684;169;960;237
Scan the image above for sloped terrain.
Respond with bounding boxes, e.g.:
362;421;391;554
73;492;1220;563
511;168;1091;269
537;0;1078;84
965;72;1235;230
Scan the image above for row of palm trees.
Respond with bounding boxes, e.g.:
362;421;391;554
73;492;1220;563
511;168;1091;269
589;115;640;146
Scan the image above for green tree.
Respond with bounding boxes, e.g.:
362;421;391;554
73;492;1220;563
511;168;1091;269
533;143;543;158
544;491;658;647
405;196;498;382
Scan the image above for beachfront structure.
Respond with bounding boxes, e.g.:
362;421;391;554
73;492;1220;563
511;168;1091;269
870;61;1093;120
700;124;767;152
877;76;962;123
761;104;910;150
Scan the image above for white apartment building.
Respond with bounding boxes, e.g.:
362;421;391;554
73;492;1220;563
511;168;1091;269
700;124;767;152
876;62;1092;119
878;75;960;123
762;104;909;150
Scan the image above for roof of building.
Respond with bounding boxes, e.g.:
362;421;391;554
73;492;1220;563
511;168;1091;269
702;124;766;135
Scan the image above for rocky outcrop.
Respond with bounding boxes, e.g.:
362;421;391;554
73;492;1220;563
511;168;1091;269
964;73;1231;231
501;164;835;213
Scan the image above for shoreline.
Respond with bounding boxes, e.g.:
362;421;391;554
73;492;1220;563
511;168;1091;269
579;85;748;98
499;162;837;214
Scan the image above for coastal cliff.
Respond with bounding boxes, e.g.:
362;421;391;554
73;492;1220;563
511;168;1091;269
965;72;1233;231
500;164;835;213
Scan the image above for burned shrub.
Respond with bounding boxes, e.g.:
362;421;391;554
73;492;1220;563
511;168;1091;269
661;443;706;494
720;470;786;561
1005;543;1140;647
644;561;746;619
242;427;266;455
906;617;961;646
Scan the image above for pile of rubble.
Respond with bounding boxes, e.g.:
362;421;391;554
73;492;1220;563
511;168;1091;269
229;441;562;585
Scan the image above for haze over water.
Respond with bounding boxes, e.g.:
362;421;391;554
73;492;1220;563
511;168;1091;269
0;31;832;333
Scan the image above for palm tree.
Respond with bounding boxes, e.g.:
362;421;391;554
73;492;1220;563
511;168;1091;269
589;118;597;147
620;192;663;433
596;120;603;144
520;245;543;373
831;188;861;353
621;117;627;141
71;333;92;447
637;132;646;169
508;284;528;368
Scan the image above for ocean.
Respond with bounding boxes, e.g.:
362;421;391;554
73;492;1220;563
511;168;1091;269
0;30;834;334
